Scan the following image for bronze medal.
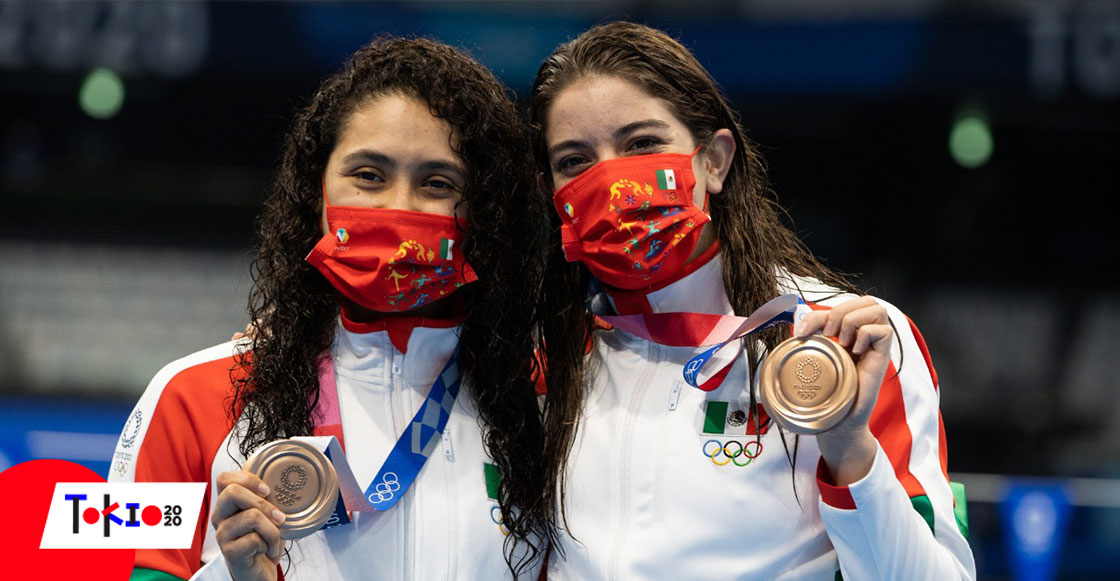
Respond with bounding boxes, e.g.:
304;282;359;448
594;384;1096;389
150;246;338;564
243;439;340;540
759;335;857;435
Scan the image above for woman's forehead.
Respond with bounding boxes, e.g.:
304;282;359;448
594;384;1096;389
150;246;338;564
339;94;452;144
334;93;464;168
546;75;682;144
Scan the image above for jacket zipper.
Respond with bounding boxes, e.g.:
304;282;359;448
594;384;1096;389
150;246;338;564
389;349;416;581
651;381;679;523
442;428;458;580
606;341;659;581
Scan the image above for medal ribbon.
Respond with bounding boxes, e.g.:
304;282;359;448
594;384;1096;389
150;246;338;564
597;294;808;391
302;348;461;528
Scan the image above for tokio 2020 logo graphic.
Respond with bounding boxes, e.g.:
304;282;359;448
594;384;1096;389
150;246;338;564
40;482;205;549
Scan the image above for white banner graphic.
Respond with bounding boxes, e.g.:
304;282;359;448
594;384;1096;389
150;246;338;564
40;482;205;549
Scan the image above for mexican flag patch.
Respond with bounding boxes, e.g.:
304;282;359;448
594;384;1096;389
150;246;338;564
655;169;677;190
702;401;769;435
439;238;454;260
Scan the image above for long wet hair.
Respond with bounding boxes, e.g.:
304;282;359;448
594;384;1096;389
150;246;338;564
529;22;859;526
233;37;548;574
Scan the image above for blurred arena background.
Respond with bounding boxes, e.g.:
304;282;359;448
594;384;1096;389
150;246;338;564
0;1;1117;578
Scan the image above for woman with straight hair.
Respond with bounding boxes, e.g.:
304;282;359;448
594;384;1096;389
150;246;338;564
110;36;549;580
531;21;975;580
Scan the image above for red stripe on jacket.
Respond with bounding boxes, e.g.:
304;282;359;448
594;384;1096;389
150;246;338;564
805;303;932;505
907;316;950;481
132;355;245;579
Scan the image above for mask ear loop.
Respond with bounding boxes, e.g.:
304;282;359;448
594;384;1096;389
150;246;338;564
319;176;337;239
689;143;712;213
452;199;468;233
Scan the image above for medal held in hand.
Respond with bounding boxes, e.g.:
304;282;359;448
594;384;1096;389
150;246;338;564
758;335;857;435
243;439;340;540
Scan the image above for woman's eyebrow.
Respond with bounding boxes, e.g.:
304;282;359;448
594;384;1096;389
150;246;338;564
547;139;587;159
340;149;394;169
613;119;671;141
416;160;466;179
548;119;674;159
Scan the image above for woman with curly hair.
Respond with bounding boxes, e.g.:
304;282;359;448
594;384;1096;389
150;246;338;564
110;37;548;580
531;22;975;579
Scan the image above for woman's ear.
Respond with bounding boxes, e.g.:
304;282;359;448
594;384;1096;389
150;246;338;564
318;175;329;235
537;173;554;196
703;128;736;195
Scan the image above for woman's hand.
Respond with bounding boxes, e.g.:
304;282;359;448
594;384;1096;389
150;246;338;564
211;471;286;581
793;296;894;486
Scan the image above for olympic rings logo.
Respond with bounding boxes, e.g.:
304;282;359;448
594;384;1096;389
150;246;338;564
490;505;510;536
702;439;763;467
367;472;401;504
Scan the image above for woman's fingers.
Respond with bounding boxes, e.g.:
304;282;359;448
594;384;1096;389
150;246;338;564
215;469;271;500
219;536;280;581
219;529;272;566
793;310;824;338
214;506;285;561
211;470;286;574
834;304;887;350
793;296;884;345
213;471;281;525
821;297;879;338
851;323;893;357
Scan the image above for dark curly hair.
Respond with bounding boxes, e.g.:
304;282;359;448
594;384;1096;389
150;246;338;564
529;22;860;526
233;36;548;575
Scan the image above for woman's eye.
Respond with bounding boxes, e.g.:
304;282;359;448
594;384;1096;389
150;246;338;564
628;137;661;151
355;170;383;183
423;179;462;200
425;178;457;191
557;155;588;171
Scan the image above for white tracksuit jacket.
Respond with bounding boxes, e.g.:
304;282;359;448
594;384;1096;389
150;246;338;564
110;316;540;580
547;255;976;580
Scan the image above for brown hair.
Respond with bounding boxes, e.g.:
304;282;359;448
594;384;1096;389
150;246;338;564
237;36;548;574
529;21;857;530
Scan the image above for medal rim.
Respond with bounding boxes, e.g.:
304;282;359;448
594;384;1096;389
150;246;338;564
759;335;857;435
243;439;340;540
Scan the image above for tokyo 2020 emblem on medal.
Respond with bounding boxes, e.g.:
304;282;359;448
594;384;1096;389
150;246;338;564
243;439;339;539
759;335;857;435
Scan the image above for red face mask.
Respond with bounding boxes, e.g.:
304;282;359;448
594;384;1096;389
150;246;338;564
306;201;477;313
553;149;710;290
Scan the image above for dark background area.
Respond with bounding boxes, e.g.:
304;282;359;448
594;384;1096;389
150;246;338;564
1;1;1118;578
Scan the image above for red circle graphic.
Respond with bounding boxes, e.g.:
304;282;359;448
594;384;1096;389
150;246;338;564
142;505;163;526
0;460;135;580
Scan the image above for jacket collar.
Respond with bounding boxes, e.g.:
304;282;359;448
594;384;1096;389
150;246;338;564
333;310;462;388
605;247;732;316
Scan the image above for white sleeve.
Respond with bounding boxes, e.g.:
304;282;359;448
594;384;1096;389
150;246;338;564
815;301;976;580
